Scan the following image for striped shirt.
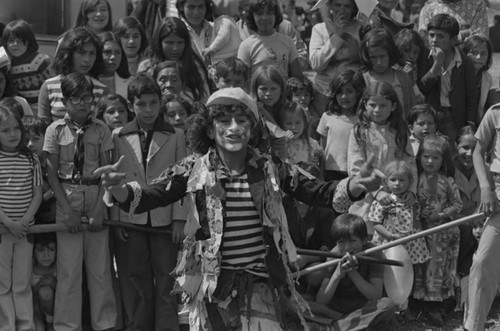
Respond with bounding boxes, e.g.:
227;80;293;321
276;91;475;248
221;174;267;273
38;74;108;122
0;151;42;219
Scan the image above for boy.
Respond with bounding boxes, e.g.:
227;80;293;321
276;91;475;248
109;73;187;331
407;104;438;156
464;103;500;331
32;233;57;331
212;57;249;91
43;73;116;330
315;214;395;330
417;13;478;141
24;118;55;224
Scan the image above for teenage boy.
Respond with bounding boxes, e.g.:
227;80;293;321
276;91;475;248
417;13;478;141
44;73;116;330
109;72;187;331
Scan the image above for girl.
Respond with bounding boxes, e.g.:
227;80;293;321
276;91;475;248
394;28;428;102
2;20;54;113
368;160;431;265
462;35;496;122
74;0;113;36
164;97;192;132
138;17;210;103
414;134;462;325
347;81;417;219
94;87;383;330
98;32;130;96
0;105;43;330
176;0;213;61
113;16;148;75
96;93;134;130
360;29;416;117
250;64;293;152
38;28;107;122
279;102;323;168
317;69;365;181
237;0;303;81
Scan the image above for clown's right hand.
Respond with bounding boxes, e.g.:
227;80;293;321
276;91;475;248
94;156;128;203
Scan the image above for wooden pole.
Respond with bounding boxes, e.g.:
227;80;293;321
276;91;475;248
295;213;485;277
296;248;404;267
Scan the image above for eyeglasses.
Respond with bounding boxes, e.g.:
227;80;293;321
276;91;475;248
68;96;95;105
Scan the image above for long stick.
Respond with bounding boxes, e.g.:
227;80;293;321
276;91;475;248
296;213;485;277
296;248;403;267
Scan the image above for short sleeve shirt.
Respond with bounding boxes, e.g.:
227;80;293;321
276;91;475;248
43;118;113;179
475;104;500;173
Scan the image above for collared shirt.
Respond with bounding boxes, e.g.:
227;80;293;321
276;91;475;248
182;18;213;60
440;47;462;108
43;116;113;180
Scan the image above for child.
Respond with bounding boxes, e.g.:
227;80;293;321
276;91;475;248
96;93;134;130
453;125;481;311
211;57;249;90
202;0;241;64
38;28;107;122
413;134;462;325
279;101;323;168
317;69;365;181
394;28;428;102
0;104;42;330
98;32;130;97
407;104;438;157
164;97;192;132
113;16;148;75
250;64;293;143
23;118;56;225
417;13;478;141
285;76;320;140
368;160;430;264
95;87;383;330
43;73;116;330
462;35;496;123
3;19;54;113
360;29;416;117
32;233;57;331
237;0;303;80
74;0;113;36
108;73;187;331
315;214;396;330
348;81;417;219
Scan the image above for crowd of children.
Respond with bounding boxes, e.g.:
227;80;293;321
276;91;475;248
0;0;499;330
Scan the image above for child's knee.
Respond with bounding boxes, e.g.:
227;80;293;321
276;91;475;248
37;286;54;302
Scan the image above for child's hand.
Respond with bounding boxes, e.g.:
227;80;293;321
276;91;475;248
335;252;358;278
430;46;445;66
3;218;27;238
376;191;393;206
283;130;294;140
479;188;498;216
87;210;104;232
19;215;34;227
63;207;82;233
426;212;441;226
40;274;57;288
171;220;185;244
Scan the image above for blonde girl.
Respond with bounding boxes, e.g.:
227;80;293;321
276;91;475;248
0;105;42;330
414;134;462;325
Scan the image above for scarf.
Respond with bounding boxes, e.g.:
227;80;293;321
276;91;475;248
64;115;94;180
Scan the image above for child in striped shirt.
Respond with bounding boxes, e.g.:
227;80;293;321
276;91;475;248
0;103;43;330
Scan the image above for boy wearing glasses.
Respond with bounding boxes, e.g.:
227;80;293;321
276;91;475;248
108;73;187;331
43;73;116;330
